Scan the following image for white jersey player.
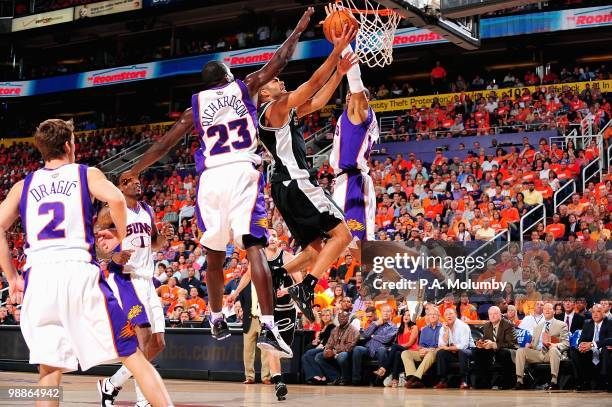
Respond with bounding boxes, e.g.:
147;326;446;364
120;8;317;357
0;119;171;407
97;175;173;407
330;45;379;260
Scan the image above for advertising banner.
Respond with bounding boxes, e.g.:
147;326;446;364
11;8;73;32
320;79;612;115
79;63;158;88
0;81;32;97
74;0;142;20
3;7;611;97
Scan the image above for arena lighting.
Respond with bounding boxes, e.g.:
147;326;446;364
576;54;612;63
484;61;538;70
56;59;85;64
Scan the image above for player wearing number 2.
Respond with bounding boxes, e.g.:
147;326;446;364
96;175;174;407
0;119;172;407
121;8;317;357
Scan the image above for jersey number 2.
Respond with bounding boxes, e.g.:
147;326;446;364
206;118;252;155
37;202;66;240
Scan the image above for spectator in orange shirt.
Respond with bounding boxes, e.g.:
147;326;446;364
438;293;456;317
545;214;566;240
459;292;478;321
430;61;447;94
185;287;207;315
157;277;181;309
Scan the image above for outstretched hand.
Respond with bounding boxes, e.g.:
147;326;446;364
331;23;357;50
97;229;121;253
337;52;359;75
8;275;24;305
295;7;315;34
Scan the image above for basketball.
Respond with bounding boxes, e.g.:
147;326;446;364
322;9;359;42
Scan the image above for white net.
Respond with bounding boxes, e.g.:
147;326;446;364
335;0;401;68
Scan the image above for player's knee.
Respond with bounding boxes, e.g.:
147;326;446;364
334;223;353;246
152;334;166;354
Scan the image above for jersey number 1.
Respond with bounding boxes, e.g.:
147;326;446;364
206;118;252;155
37;202;66;240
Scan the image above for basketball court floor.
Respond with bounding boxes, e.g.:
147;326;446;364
0;371;608;406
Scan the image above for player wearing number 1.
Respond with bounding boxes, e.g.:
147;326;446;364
121;8;316;357
0;119;172;407
96;175;175;407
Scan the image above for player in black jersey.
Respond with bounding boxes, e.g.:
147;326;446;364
229;229;299;401
257;25;358;322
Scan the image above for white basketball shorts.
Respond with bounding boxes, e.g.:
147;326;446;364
20;261;138;372
195;162;269;251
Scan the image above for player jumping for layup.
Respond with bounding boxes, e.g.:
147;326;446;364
330;45;379;261
0;119;172;407
122;8;315;357
97;175;174;407
257;25;358;322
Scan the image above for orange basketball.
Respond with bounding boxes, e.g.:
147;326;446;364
322;9;359;42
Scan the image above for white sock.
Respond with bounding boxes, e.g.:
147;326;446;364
134;379;146;403
260;315;274;329
210;311;223;322
110;365;133;388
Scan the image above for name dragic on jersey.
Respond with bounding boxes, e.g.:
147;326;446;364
330;107;379;174
19;164;96;267
191;79;261;171
118;202;155;278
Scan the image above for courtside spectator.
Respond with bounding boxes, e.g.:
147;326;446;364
434;308;474;389
313;311;359;386
402;308;442;388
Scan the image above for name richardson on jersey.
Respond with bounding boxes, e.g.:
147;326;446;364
29;179;78;202
200;95;248;126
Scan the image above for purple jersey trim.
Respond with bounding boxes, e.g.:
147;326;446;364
191;93;207;171
140;201;154;221
194;176;206;233
78;165;97;263
19;173;34;249
236;79;259;134
338;108;373;170
97;269;139;357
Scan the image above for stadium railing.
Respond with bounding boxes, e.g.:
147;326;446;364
309;143;334;169
465;229;511;281
553;179;575;214
304;124;333;153
519;203;546;248
98;138;151;170
581;158;602;192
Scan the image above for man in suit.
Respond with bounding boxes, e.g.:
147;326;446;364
515;302;569;390
570;304;612;390
473;306;518;388
236;281;271;384
555;297;585;333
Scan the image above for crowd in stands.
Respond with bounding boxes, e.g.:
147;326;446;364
0;67;611;392
371;63;611;142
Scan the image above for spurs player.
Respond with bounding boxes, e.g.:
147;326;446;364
0;119;172;407
97;175;174;407
122;9;316;357
229;228;299;401
330;45;379;261
257;26;357;322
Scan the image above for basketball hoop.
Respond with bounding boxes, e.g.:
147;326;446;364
334;0;401;68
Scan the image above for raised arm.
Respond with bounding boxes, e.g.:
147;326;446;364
265;25;356;127
296;52;358;118
0;181;24;304
87;167;128;245
243;7;314;97
123;109;194;179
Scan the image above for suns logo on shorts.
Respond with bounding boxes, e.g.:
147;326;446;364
119;321;136;338
127;304;143;321
347;219;365;231
254;217;269;228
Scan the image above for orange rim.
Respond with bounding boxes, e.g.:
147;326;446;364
334;0;397;16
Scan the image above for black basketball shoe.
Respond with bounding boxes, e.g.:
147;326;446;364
210;317;231;340
275;381;288;401
287;283;315;322
257;324;293;358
